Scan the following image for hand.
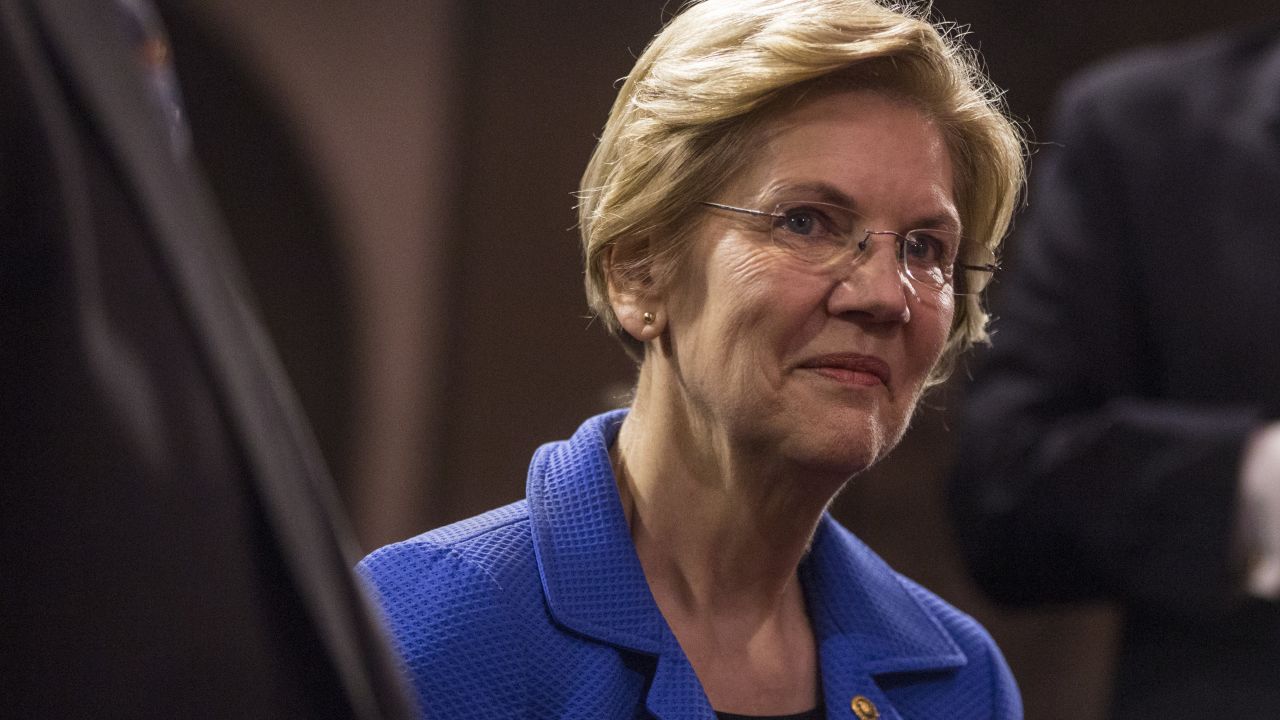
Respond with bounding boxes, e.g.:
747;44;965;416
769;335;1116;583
1240;423;1280;599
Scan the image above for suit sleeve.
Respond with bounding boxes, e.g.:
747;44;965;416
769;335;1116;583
949;70;1261;619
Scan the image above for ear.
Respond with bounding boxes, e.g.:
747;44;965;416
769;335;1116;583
604;245;665;343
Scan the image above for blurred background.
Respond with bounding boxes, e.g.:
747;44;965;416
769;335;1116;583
156;1;1275;718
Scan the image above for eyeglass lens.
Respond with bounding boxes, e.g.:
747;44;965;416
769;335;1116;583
769;201;958;290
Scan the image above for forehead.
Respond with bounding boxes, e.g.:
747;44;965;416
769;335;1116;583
729;89;958;226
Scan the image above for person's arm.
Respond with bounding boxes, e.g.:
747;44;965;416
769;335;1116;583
949;66;1262;619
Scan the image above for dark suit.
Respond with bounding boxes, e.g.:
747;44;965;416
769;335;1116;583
950;25;1280;718
0;1;413;717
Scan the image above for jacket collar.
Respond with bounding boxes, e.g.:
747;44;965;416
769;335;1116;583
528;412;967;698
528;410;668;655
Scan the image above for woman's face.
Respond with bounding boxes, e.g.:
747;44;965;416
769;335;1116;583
660;89;957;476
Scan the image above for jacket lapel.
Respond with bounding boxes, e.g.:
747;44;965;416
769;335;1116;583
27;3;398;717
802;517;968;720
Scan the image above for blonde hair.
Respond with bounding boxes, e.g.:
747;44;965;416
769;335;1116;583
578;0;1024;381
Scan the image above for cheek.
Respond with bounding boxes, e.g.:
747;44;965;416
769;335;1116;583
716;245;783;295
908;292;956;375
676;246;822;385
720;254;830;359
703;246;790;326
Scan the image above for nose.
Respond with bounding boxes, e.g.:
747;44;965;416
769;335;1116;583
826;233;912;324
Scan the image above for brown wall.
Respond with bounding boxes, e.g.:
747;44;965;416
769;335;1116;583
167;2;1277;718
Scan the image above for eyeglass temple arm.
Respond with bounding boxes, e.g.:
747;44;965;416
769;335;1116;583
700;201;779;218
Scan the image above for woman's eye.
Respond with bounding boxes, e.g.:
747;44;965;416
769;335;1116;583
904;232;946;263
780;208;831;237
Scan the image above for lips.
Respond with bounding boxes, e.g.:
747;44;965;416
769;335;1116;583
796;353;891;387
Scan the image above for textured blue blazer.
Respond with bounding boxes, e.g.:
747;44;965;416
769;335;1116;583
359;411;1021;719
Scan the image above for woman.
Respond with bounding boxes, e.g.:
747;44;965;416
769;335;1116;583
360;1;1025;717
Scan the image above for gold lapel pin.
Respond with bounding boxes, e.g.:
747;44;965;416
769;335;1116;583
851;695;880;720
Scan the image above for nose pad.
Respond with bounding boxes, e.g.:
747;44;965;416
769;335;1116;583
853;232;913;289
833;232;913;323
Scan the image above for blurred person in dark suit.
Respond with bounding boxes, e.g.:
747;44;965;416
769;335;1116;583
0;1;413;717
951;23;1280;719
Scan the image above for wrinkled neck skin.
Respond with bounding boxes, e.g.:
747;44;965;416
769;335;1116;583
612;356;854;623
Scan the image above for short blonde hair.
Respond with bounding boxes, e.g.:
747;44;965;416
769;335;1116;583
578;0;1024;381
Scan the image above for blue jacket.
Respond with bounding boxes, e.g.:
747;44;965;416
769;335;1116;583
359;411;1021;719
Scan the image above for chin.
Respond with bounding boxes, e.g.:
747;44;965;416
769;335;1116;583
782;383;918;469
783;420;898;480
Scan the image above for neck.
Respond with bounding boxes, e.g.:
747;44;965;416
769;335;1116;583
614;361;845;618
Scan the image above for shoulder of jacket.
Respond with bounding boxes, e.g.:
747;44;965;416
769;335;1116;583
359;500;533;591
356;502;544;687
891;573;984;644
891;572;1014;692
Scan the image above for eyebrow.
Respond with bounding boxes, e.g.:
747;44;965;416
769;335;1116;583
759;180;962;234
760;181;855;208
